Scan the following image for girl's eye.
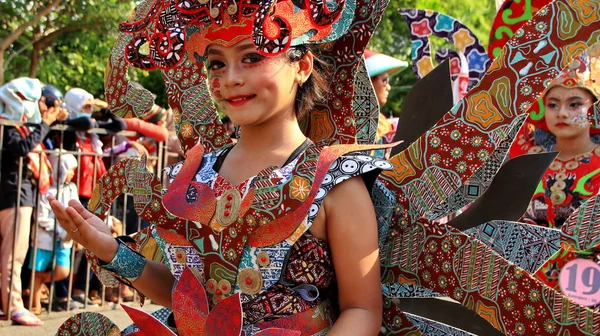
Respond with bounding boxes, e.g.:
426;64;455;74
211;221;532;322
546;103;557;109
242;53;266;63
570;102;583;109
207;60;225;71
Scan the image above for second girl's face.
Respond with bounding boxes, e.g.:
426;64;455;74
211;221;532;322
544;86;595;139
206;40;299;126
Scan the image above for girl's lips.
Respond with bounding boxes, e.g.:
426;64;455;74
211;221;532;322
226;95;256;107
555;122;569;127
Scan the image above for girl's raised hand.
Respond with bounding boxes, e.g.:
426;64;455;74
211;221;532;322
48;197;118;263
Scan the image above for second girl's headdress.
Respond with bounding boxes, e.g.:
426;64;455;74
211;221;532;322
545;44;600;99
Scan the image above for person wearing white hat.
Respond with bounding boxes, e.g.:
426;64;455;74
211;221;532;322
364;50;408;157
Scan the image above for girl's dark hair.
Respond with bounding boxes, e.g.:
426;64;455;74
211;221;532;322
287;45;331;120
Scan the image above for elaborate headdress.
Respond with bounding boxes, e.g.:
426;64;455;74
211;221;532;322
106;0;388;152
120;0;354;71
545;44;600;99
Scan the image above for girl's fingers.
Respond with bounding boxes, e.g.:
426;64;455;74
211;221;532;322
49;198;76;231
65;207;90;235
67;199;95;220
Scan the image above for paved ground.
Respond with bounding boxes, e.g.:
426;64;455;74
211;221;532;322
0;303;162;335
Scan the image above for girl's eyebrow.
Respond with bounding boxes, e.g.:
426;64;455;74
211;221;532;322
547;96;585;101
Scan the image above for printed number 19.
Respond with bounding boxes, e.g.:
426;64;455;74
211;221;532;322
564;263;600;295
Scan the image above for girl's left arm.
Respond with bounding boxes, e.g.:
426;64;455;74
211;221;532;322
324;176;382;335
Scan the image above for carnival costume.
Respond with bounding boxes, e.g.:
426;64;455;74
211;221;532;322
57;0;600;335
508;47;600;230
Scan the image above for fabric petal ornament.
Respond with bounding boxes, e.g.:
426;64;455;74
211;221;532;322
105;7;156;119
122;304;177;335
488;0;553;58
378;0;600;333
399;8;491;91
56;312;121;335
172;267;210;335
254;329;301;336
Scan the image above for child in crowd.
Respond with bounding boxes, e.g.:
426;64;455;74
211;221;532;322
29;152;78;314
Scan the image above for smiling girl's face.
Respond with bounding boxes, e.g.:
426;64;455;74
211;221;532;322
206;39;305;127
544;86;595;140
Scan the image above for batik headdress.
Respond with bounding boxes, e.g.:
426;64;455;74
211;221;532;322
120;0;353;71
545;44;600;99
105;0;375;154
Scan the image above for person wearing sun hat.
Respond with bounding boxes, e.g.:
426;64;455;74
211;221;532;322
364;49;408;157
511;44;600;229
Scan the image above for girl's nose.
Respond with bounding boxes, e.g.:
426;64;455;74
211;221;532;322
224;67;244;88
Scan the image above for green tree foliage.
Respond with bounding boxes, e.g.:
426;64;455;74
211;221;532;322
369;0;497;116
0;0;133;98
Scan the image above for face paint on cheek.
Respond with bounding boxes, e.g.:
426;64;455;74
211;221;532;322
572;107;590;129
210;77;223;99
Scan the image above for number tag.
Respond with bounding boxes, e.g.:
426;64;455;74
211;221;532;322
559;259;600;306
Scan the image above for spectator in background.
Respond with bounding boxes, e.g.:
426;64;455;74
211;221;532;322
29;152;78;314
64;88;124;206
63;88;124;306
364;50;407;158
0;77;66;326
45;86;124;152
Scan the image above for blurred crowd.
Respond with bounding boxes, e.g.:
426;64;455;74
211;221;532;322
0;77;184;326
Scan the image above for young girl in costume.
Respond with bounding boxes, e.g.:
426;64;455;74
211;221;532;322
52;0;600;335
510;46;600;229
50;0;385;334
